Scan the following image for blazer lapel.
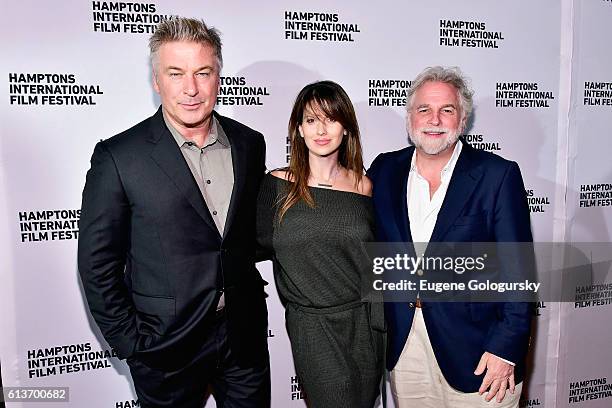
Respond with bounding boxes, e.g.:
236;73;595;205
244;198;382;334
429;142;483;243
217;114;246;239
147;108;220;236
392;148;414;243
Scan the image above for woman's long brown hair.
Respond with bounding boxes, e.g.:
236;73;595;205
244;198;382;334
277;80;365;221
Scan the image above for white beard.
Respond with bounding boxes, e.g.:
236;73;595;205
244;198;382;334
408;126;460;155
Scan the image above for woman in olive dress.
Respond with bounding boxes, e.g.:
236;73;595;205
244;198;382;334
257;80;384;407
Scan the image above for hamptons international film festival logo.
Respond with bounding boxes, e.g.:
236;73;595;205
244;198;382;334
574;283;612;309
439;19;505;49
91;1;176;34
583;81;612;107
368;79;411;107
526;188;551;214
18;209;80;243
463;133;502;152
495;82;555;108
289;375;304;401
216;76;271;107
115;398;140;408
27;342;117;378
568;377;612;404
8;73;103;106
533;301;546;317
284;11;361;42
519;395;543;407
578;183;612;208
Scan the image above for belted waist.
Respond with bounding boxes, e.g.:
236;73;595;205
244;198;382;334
288;300;365;315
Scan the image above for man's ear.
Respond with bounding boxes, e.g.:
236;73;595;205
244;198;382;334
459;112;468;134
152;71;160;94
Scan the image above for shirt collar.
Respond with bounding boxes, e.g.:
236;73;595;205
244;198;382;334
410;140;463;181
163;111;229;148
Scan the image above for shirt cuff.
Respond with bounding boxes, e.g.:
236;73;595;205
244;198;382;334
491;353;515;366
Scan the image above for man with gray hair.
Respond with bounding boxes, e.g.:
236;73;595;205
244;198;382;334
78;17;270;407
368;66;532;407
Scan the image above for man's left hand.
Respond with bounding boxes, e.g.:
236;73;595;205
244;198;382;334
474;351;515;403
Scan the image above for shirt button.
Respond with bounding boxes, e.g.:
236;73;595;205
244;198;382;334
206;180;211;184
213;210;218;215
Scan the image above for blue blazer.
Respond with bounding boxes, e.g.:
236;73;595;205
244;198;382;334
367;140;533;392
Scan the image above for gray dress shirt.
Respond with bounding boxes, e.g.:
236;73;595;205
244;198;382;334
163;112;233;309
163;113;234;235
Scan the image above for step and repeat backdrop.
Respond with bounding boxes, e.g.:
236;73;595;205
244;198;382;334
1;0;611;407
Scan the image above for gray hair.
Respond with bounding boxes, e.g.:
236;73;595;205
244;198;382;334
149;17;223;72
406;66;474;122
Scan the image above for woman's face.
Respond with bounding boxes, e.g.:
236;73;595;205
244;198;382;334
298;103;345;159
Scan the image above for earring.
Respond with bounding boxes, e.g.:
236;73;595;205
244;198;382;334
343;130;348;135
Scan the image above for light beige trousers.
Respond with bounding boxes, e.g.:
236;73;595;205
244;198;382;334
390;308;522;408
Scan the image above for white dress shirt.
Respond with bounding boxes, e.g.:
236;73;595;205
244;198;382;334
407;141;463;246
406;141;514;366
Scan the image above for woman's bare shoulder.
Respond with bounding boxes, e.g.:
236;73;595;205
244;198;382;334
357;174;373;197
270;169;292;181
341;170;372;197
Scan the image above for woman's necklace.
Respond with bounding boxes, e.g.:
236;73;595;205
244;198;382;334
313;166;341;188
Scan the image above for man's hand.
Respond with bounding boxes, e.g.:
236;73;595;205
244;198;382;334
474;351;515;402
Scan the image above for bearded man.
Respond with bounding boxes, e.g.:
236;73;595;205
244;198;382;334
368;66;532;408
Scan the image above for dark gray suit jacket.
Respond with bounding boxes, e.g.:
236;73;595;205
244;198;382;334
78;107;268;370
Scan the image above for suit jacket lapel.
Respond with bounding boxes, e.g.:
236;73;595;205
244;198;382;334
393;148;414;243
217;113;246;239
147;108;220;236
429;141;483;243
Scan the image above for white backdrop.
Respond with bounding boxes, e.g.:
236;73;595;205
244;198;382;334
1;0;611;407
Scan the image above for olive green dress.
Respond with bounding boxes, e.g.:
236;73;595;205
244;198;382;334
257;173;384;408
